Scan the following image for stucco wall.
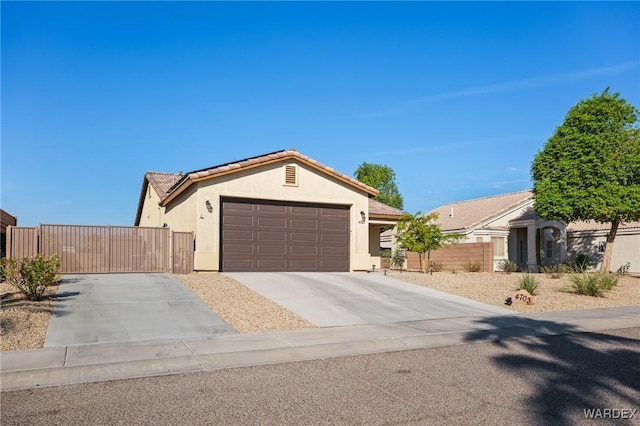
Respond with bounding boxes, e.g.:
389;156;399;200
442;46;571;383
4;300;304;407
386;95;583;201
568;230;640;274
138;185;163;227
152;160;372;271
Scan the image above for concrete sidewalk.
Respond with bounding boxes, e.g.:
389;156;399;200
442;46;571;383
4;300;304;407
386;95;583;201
2;306;638;392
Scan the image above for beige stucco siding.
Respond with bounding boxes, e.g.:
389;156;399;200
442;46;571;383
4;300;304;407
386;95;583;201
159;161;372;271
138;186;163;227
568;230;640;274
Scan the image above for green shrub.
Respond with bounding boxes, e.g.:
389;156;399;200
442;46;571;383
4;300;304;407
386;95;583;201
429;260;444;272
573;254;590;272
463;259;482;272
1;255;61;300
390;250;406;270
570;274;601;297
597;273;618;291
569;273;617;297
498;260;517;274
518;273;540;295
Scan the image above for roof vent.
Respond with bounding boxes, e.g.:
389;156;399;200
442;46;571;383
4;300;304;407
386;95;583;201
449;206;454;218
284;164;298;186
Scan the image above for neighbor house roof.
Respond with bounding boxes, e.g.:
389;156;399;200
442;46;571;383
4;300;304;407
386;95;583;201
135;149;381;225
567;220;640;233
432;190;534;232
368;199;405;219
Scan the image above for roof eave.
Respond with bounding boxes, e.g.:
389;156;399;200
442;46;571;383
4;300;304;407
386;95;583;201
160;152;379;207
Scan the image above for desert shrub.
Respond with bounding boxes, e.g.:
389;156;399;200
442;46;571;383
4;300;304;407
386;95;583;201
518;273;540;295
1;255;61;301
462;259;482;272
540;264;568;279
569;273;616;297
429;260;444;272
390;250;406;270
617;262;631;275
570;274;601;297
0;257;22;287
597;273;618;291
573;254;590;272
498;260;517;274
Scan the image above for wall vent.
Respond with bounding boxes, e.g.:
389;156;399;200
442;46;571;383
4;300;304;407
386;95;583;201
284;164;298;186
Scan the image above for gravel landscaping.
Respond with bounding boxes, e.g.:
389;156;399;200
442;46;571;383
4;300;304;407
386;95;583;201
2;271;638;351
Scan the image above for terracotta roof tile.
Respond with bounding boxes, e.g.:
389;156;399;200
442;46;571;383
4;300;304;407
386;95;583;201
146;172;183;198
432;190;534;231
368;199;405;217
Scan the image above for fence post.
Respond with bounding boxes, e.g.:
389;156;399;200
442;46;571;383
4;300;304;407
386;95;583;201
6;225;12;258
107;225;111;272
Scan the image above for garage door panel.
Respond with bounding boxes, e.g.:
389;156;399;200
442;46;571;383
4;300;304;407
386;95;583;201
224;202;254;211
290;232;318;242
321;233;348;243
256;259;287;270
321;220;348;230
257;204;287;213
257;244;286;255
321;246;346;256
221;199;349;272
321;260;349;270
224;230;254;240
256;231;286;241
224;244;254;254
290;206;317;215
290;219;318;229
288;260;320;270
257;217;286;228
224;216;254;226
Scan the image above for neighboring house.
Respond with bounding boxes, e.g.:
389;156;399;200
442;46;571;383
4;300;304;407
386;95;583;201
383;191;567;272
135;149;403;272
385;189;639;274
1;209;17;258
567;220;640;275
430;190;568;272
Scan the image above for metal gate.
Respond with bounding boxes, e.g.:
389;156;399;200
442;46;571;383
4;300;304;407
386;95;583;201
172;231;194;274
5;225;189;274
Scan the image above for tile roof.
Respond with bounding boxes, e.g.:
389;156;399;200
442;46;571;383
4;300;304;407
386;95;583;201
146;172;183;199
155;149;378;205
567;220;640;232
432;190;534;231
368;199;405;217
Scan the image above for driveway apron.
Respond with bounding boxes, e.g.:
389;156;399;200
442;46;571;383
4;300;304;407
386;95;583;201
44;273;236;347
226;272;514;327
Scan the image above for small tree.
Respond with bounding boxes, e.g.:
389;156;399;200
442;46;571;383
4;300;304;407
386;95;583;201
395;212;462;273
354;162;404;209
531;89;640;272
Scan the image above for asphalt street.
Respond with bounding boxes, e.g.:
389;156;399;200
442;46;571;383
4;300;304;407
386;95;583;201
4;327;639;426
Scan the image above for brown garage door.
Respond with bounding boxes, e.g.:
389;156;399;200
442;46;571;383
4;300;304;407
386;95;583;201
221;198;350;272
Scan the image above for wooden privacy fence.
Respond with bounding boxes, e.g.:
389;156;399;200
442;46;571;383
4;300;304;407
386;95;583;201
6;225;194;274
405;242;494;272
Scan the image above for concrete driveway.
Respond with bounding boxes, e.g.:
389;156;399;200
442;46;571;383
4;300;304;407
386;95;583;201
45;273;236;347
225;272;513;327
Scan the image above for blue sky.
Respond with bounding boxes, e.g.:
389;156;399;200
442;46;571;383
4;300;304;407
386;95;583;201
2;1;639;227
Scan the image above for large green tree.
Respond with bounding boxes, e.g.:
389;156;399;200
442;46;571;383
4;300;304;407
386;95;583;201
395;212;462;273
531;89;640;272
354;162;404;209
